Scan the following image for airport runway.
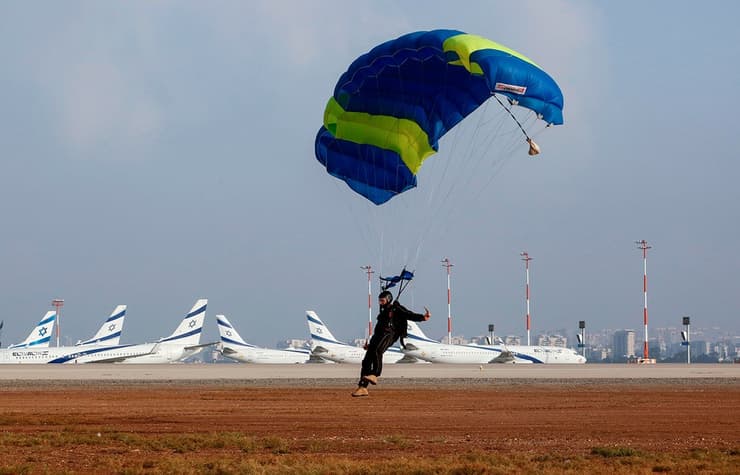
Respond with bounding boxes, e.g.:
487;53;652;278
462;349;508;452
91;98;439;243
0;363;737;382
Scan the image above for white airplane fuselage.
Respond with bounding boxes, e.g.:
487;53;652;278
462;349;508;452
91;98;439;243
402;339;498;364
0;343;153;364
404;341;586;364
402;320;586;364
311;340;406;364
222;346;310;364
306;310;408;364
471;344;587;364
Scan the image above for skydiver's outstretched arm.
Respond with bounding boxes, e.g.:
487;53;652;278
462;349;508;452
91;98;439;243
393;302;430;322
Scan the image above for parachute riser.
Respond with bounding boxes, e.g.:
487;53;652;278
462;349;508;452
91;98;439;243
492;93;541;156
379;267;414;301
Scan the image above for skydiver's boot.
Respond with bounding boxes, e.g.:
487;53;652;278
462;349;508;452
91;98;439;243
351;386;369;397
361;374;378;385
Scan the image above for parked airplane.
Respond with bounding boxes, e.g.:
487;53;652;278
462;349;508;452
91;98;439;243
306;311;414;364
402;321;500;364
111;298;211;364
76;305;126;346
0;306;138;364
0;299;210;364
469;340;587;364
217;314;310;364
7;311;56;349
404;321;587;364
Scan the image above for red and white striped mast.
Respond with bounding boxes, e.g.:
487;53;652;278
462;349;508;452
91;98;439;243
361;265;374;342
635;240;652;359
520;251;532;346
441;257;453;344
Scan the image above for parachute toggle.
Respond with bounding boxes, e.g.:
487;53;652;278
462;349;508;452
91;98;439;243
527;138;541;156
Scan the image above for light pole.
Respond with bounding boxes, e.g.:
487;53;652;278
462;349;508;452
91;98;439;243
682;316;691;364
635;240;651;359
51;299;64;347
441;257;453;344
520;251;532;346
361;265;374;342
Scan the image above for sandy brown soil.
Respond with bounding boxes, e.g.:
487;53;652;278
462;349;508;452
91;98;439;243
0;380;738;473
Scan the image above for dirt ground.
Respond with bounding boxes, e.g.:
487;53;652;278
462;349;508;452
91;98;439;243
0;379;738;473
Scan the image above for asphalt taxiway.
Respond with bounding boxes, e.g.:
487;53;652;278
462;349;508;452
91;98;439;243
0;363;737;382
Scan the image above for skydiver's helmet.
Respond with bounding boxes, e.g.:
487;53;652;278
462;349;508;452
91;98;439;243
378;290;394;307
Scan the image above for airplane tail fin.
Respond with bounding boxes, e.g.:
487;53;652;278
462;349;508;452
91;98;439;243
405;320;437;345
216;314;254;348
9;311;56;348
306;310;343;345
159;299;207;346
77;305;126;346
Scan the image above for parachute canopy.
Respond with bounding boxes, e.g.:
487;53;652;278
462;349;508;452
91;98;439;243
315;29;564;205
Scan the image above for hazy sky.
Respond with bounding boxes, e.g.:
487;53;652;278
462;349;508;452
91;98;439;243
1;1;739;347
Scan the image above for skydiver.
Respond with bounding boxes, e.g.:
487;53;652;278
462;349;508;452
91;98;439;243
351;290;430;397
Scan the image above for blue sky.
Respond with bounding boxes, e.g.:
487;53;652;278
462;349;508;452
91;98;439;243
1;1;738;347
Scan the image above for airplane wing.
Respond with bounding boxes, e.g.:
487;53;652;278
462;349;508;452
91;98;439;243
489;351;515;364
395;354;419;364
86;348;155;364
184;341;219;352
86;354;145;364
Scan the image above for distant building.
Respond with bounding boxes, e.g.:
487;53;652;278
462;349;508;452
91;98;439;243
714;339;737;362
469;335;490;345
648;340;662;360
612;330;635;362
689;340;710;357
587;347;610;362
277;338;309;349
351;338;367;348
537;334;568;347
445;335;467;345
504;335;521;346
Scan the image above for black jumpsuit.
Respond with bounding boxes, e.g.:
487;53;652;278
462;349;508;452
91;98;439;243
358;301;427;387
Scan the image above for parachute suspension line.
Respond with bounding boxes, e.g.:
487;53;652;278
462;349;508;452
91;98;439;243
409;59;475;264
423;61;459;209
493;94;540;156
419;97;500;235
409;95;512;267
379;228;385;278
493;93;530;141
387;58;454;272
469;108;541;202
330;161;377;260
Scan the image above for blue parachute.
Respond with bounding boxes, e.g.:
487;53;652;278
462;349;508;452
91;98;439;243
315;29;564;205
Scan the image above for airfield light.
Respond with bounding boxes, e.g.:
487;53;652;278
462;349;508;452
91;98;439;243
520;251;532;346
51;299;64;347
361;266;374;341
441;258;453;344
635;240;652;359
